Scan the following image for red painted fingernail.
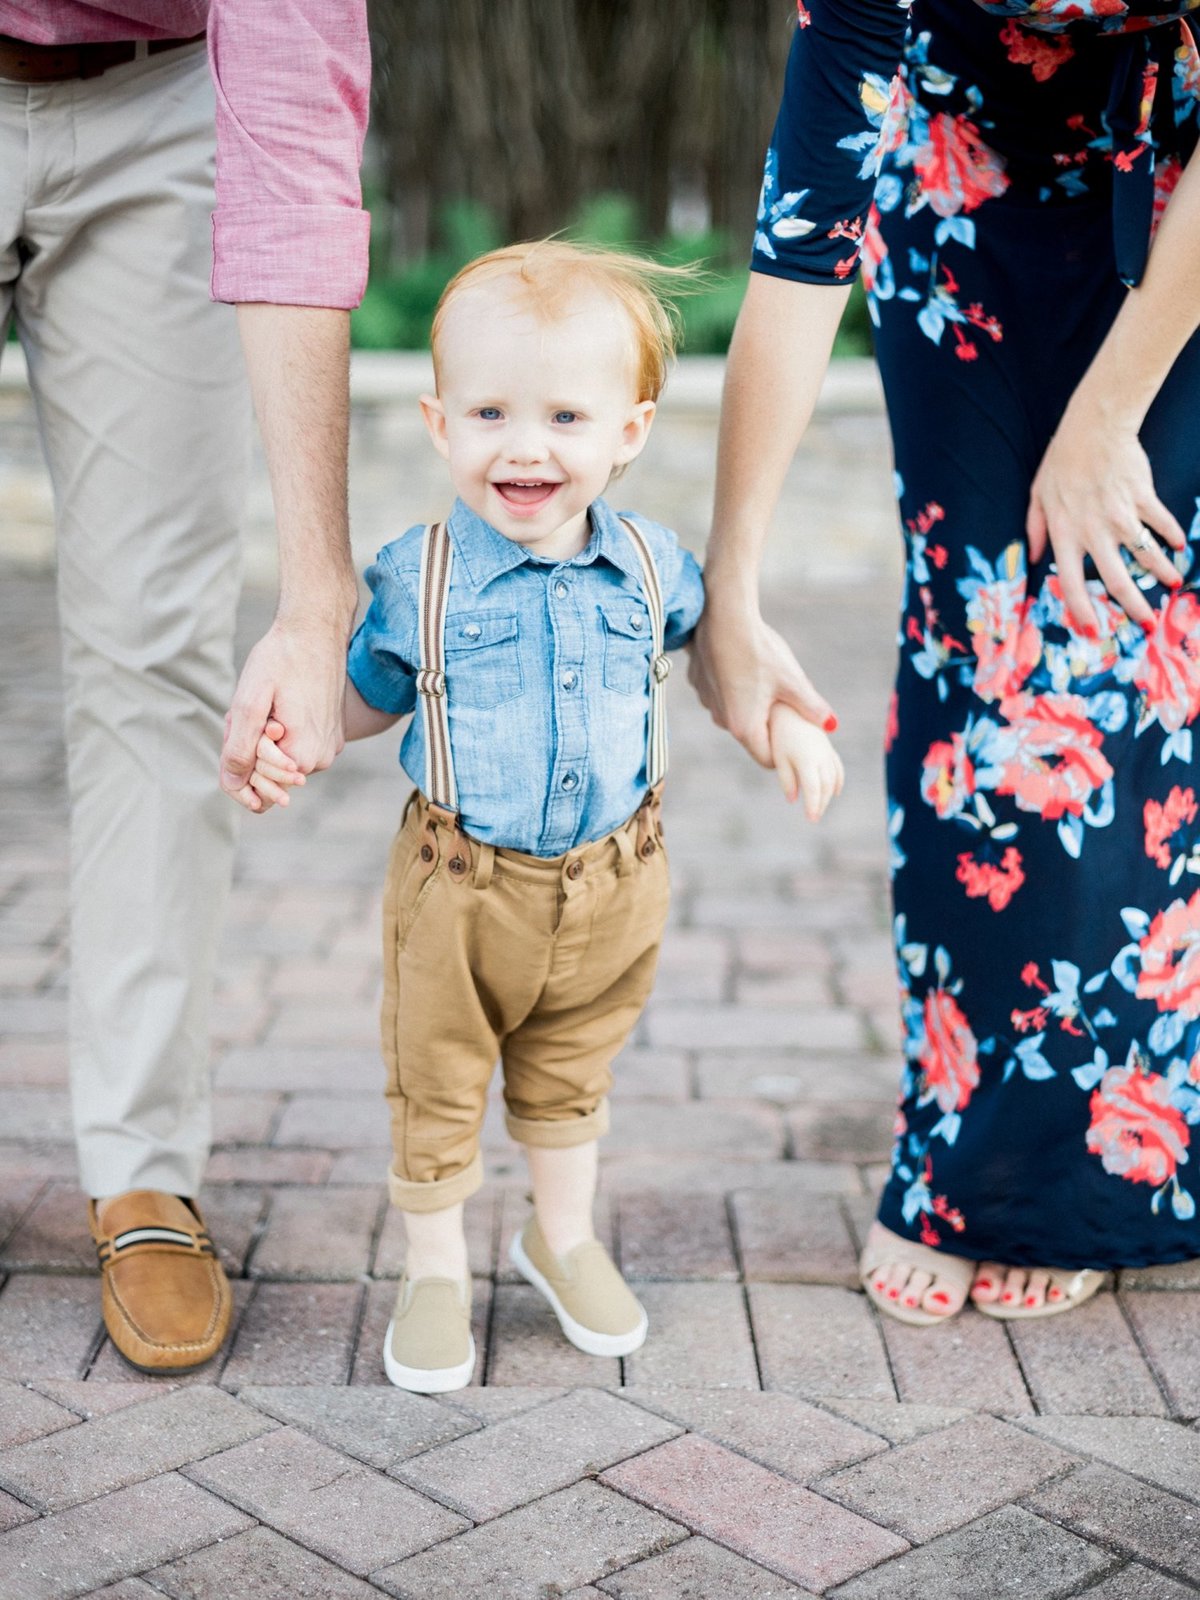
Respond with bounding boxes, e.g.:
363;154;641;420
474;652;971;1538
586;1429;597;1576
824;715;838;733
1142;617;1156;633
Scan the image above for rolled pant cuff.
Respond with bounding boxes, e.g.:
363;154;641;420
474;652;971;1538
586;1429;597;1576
388;1150;485;1213
505;1099;610;1149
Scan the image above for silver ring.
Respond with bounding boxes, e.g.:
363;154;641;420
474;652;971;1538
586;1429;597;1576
1135;528;1155;553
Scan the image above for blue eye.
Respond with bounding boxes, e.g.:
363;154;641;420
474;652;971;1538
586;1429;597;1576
477;407;502;421
553;410;578;425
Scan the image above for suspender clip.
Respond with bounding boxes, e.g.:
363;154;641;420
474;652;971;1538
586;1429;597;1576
652;653;671;683
416;668;446;698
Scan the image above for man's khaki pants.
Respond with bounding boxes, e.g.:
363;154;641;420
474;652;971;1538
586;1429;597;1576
1;43;250;1196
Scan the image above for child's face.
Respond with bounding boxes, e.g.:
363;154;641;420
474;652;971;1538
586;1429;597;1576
421;282;656;560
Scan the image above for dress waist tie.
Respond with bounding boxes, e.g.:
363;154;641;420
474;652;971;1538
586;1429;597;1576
1106;17;1200;287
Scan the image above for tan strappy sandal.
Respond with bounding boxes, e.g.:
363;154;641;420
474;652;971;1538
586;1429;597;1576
972;1265;1106;1320
859;1225;976;1327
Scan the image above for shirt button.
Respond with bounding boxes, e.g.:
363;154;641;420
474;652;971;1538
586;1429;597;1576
462;623;481;640
555;581;569;599
561;771;578;791
630;614;645;631
566;860;583;880
562;671;577;690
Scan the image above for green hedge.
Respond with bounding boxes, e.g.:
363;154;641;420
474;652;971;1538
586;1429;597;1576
351;194;873;359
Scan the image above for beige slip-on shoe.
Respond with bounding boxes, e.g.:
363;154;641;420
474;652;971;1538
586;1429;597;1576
384;1274;476;1392
509;1217;648;1357
89;1191;232;1374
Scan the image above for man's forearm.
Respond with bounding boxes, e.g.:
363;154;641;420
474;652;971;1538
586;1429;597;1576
236;302;358;635
708;272;850;606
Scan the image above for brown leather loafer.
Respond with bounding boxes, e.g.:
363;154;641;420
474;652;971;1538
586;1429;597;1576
89;1191;232;1374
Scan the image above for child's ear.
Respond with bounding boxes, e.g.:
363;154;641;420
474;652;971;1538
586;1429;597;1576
419;393;450;460
614;399;656;467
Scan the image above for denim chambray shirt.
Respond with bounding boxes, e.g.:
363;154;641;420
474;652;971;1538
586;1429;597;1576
347;496;705;856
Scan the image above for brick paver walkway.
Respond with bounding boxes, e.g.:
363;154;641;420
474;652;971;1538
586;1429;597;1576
2;370;1198;1596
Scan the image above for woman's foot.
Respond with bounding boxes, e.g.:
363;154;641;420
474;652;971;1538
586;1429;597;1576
970;1261;1105;1319
860;1222;975;1325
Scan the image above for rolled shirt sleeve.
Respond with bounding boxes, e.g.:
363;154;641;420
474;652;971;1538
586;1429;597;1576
208;0;371;308
751;0;909;287
346;551;420;716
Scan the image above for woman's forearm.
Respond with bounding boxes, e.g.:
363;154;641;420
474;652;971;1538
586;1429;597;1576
707;272;851;608
1070;151;1200;433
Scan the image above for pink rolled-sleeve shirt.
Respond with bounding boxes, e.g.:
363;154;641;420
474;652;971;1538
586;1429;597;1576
0;1;371;309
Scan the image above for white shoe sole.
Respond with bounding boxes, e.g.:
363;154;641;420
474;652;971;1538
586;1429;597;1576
382;1319;476;1393
508;1233;648;1357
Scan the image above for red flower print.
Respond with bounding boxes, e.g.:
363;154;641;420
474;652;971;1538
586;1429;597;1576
915;112;1009;218
921;733;976;819
1087;1065;1189;1187
919;990;981;1115
1144;787;1197;870
991;692;1112;820
998;18;1075;81
1136;887;1200;1019
1136;592;1200;733
860;205;888;298
884;690;899;753
967;570;1040;705
956;846;1026;911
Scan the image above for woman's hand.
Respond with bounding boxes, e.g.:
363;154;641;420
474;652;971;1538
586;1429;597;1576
688;591;837;769
1027;394;1185;635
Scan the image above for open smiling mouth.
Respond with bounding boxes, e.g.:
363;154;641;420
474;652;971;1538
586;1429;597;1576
493;480;561;514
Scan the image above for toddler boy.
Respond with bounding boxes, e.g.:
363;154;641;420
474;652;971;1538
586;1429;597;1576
254;240;842;1390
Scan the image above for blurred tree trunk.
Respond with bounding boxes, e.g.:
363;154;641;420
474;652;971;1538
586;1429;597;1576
368;0;792;264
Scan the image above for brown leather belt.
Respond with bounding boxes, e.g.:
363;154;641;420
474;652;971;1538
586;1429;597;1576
0;32;205;83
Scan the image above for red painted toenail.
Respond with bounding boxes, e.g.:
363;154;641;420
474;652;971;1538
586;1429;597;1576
929;1291;949;1305
1049;1287;1063;1300
1025;1294;1038;1306
975;1278;991;1291
874;1280;885;1292
888;1288;900;1300
1002;1292;1016;1303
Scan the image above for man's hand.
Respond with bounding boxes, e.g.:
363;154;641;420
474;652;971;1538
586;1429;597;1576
221;620;347;811
688;595;837;769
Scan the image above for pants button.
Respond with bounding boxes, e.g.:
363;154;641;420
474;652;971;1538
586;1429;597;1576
419;844;434;863
566;860;583;880
449;856;467;875
641;839;656;857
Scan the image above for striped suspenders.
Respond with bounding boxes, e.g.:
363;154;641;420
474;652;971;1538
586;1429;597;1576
414;517;672;818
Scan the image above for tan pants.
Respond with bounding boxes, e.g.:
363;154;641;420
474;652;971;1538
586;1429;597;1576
381;792;671;1212
0;45;250;1195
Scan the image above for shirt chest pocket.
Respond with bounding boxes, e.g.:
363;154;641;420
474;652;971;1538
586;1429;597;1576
599;600;652;695
444;612;524;709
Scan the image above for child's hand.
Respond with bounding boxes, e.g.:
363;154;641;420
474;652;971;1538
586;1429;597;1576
768;702;844;821
247;717;306;812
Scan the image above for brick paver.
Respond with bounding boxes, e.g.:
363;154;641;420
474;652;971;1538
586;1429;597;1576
147;1524;382;1599
239;1383;475;1468
374;1479;686;1599
0;1473;253;1600
827;1505;1114;1600
602;1432;907;1591
184;1425;468;1574
394;1388;680;1520
597;1535;814;1597
0;1386;274;1512
1022;1413;1200;1504
3;373;1196;1595
815;1414;1076;1543
1027;1462;1200;1582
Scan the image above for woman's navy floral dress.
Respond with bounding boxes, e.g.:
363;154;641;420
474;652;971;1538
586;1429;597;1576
755;0;1200;1267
